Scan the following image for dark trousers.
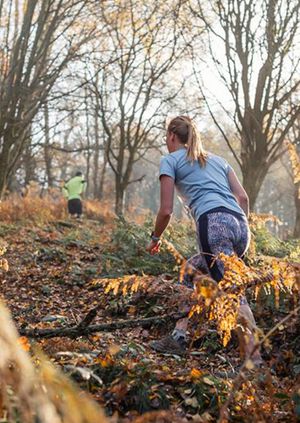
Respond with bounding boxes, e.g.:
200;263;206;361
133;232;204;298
68;198;82;216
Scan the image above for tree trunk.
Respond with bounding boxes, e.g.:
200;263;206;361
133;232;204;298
0;0;93;200
0;166;8;198
84;84;91;197
93;74;100;199
24;141;36;187
293;182;300;238
93;121;100;198
0;129;30;197
115;180;125;216
98;132;110;200
0;135;13;197
241;161;269;211
240;127;269;211
44;103;54;188
98;154;107;200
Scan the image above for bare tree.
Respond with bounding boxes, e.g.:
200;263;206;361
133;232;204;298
285;114;300;237
88;0;199;215
0;0;95;196
191;0;300;209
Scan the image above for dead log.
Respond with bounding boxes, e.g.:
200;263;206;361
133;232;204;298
19;312;188;340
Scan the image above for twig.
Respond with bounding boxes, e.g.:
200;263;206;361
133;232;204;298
19;312;188;339
77;306;102;349
76;305;100;331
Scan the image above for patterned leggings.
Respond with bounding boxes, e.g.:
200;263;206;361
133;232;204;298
186;208;250;284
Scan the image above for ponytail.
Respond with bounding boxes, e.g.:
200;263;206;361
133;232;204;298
168;116;207;166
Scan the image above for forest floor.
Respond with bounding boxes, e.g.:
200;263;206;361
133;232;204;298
0;217;299;422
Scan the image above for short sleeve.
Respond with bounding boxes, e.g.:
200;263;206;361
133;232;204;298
223;159;233;175
159;155;176;180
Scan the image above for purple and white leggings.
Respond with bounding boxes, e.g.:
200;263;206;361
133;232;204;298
186;207;250;286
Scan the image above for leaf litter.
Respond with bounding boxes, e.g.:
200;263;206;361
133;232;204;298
0;218;299;422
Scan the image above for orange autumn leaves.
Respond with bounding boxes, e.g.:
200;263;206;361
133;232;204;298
0;242;8;272
97;239;299;348
189;253;298;346
18;336;30;352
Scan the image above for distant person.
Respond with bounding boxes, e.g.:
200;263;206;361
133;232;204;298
146;115;262;365
62;171;86;218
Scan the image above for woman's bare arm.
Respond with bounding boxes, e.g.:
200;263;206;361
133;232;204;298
146;175;175;254
152;175;175;237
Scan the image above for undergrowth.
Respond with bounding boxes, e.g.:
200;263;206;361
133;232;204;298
0;198;299;422
0;189;114;224
101;216;198;277
100;214;300;279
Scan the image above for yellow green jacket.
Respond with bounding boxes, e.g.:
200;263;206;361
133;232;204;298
62;176;86;200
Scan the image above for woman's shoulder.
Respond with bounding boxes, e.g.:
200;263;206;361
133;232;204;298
207;153;228;164
161;149;185;163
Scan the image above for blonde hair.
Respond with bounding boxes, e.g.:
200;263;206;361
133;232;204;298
167;116;207;166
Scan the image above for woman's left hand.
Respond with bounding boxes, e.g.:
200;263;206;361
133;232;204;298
146;239;162;255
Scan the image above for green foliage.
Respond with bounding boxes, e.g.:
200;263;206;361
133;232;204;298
251;225;300;259
252;226;290;257
0;223;18;237
101;216;300;280
61;227;95;247
201;331;222;354
101;216;197;277
102;216;300;280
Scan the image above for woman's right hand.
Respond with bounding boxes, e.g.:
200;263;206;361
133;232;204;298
146;239;162;255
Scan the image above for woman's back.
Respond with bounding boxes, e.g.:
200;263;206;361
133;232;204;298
159;149;244;221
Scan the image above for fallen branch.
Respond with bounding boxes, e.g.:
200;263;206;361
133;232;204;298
53;220;77;228
19;312;188;339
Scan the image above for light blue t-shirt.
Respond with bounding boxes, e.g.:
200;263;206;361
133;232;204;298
159;149;244;221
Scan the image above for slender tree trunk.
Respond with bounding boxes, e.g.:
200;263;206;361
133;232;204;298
98;133;110;200
59;135;69;182
44;103;54;187
23;140;35;186
93;128;100;199
59;114;75;182
98;155;107;200
115;179;125;216
84;84;91;197
93;74;100;198
293;182;300;238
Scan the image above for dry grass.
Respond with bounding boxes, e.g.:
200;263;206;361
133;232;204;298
0;193;67;223
0;185;115;224
84;198;115;222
